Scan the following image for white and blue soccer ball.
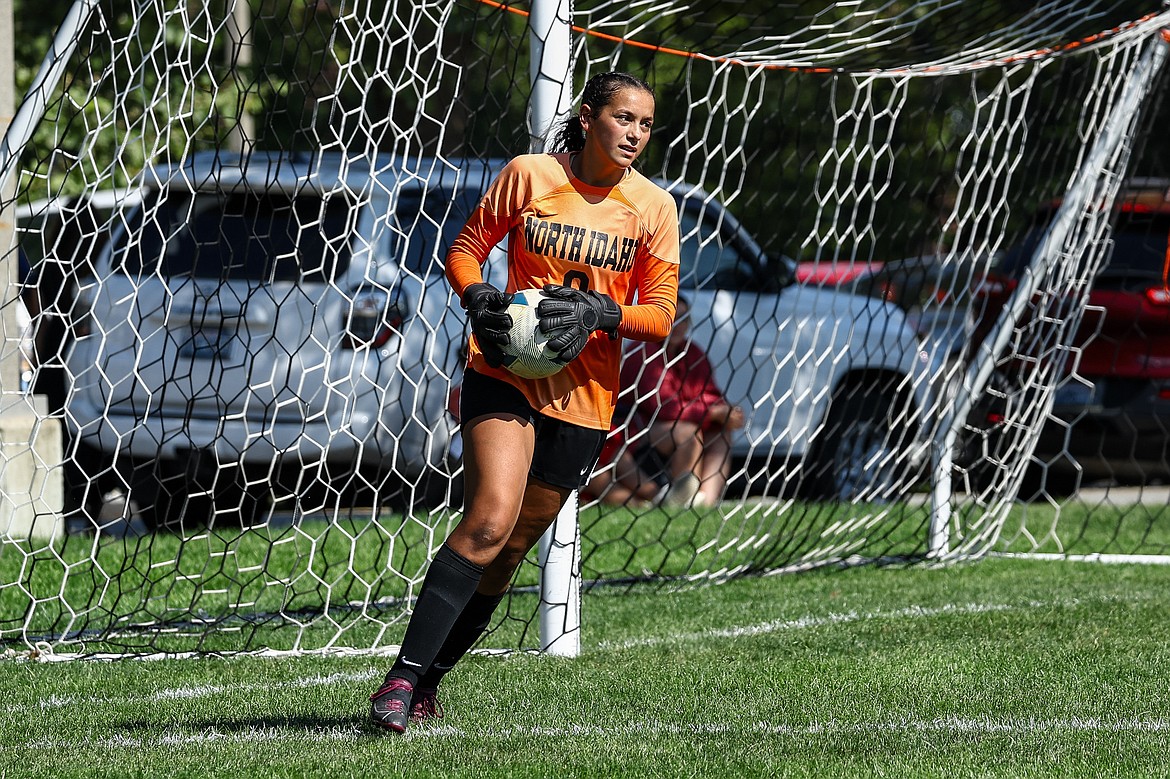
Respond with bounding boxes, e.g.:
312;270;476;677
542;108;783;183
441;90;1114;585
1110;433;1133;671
500;288;565;379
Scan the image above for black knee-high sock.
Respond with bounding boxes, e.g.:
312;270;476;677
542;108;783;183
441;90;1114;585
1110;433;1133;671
388;543;483;687
418;590;506;689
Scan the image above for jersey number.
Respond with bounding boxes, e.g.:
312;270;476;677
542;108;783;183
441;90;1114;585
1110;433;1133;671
562;270;589;291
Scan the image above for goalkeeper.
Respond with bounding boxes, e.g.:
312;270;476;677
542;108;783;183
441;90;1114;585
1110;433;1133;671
368;71;680;732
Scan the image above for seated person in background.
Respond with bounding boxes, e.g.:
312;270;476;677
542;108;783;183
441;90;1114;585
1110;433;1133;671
582;407;668;508
624;295;745;507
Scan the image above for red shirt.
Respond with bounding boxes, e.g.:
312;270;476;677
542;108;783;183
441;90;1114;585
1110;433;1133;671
623;341;727;430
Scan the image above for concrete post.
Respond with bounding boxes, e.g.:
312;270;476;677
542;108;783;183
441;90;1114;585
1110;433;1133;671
0;0;64;546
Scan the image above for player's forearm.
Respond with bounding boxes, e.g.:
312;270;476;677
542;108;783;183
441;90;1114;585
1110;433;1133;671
446;204;510;299
618;256;678;342
445;250;488;300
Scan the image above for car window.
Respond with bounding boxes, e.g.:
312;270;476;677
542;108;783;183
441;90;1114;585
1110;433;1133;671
677;201;756;291
1104;215;1170;277
1000;211;1170;283
390;187;483;277
118;189;354;283
857;260;981;310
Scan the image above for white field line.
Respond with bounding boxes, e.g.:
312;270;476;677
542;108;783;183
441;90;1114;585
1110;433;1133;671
17;716;1170;750
10;600;1034;715
3;670;381;716
10;598;1066;664
597;599;1030;650
3;595;1141;723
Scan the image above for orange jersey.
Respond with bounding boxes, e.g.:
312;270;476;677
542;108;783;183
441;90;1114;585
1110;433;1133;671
447;153;680;430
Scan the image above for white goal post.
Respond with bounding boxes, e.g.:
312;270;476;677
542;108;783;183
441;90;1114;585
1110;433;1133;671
529;0;581;657
928;27;1170;561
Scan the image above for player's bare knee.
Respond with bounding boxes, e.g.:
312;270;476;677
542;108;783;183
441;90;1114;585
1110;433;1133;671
491;544;528;577
449;519;512;558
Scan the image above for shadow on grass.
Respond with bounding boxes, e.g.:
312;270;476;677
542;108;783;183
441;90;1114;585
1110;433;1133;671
122;714;385;738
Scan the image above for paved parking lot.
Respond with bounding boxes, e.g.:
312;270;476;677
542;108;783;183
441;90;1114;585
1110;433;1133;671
1072;486;1170;506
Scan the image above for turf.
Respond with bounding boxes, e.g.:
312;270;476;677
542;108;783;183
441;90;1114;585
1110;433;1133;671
3;556;1168;778
5;495;1168;656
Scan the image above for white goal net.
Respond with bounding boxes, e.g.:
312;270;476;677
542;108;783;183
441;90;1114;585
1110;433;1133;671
1;0;1168;657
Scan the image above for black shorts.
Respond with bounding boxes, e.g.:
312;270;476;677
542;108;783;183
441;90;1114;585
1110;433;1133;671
460;368;606;491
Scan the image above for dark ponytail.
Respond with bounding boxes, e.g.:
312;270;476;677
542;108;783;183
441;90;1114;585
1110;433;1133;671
552;115;587;154
550;71;654;153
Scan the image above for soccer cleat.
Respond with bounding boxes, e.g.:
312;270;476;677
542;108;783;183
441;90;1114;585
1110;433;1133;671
369;676;414;733
410;687;444;723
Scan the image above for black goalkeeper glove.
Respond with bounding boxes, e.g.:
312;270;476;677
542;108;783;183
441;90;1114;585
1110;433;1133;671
462;282;514;368
536;284;622;364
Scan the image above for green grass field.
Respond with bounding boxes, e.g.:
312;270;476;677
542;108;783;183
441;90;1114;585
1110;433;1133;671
3;553;1169;778
4;495;1168;656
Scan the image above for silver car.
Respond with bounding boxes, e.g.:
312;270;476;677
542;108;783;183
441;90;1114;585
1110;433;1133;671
646;186;933;500
67;152;507;525
66;151;929;527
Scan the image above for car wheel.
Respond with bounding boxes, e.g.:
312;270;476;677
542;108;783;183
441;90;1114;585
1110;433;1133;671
805;384;916;502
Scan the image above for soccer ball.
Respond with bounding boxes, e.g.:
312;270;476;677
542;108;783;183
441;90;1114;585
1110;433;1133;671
499;288;565;379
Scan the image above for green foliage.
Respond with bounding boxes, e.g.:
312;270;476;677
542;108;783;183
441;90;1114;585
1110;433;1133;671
577;0;1168;261
10;0;1167;264
13;1;341;200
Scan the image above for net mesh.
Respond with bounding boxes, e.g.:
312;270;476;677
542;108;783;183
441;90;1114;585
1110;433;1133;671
1;0;1168;656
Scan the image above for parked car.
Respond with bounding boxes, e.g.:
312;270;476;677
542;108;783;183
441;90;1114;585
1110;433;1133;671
18;189;147;532
846;251;998;443
66;151;932;527
849;252;989;361
635;186;934;501
18;189;141;411
973;178;1170;491
67;152;499;526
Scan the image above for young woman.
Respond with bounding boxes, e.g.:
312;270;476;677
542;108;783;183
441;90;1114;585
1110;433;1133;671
369;71;680;732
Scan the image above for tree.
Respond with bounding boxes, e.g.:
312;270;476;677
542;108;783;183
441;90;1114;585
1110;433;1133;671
10;0;1166;262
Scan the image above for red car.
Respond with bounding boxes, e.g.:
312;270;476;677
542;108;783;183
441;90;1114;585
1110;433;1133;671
795;260;882;286
973;178;1170;491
